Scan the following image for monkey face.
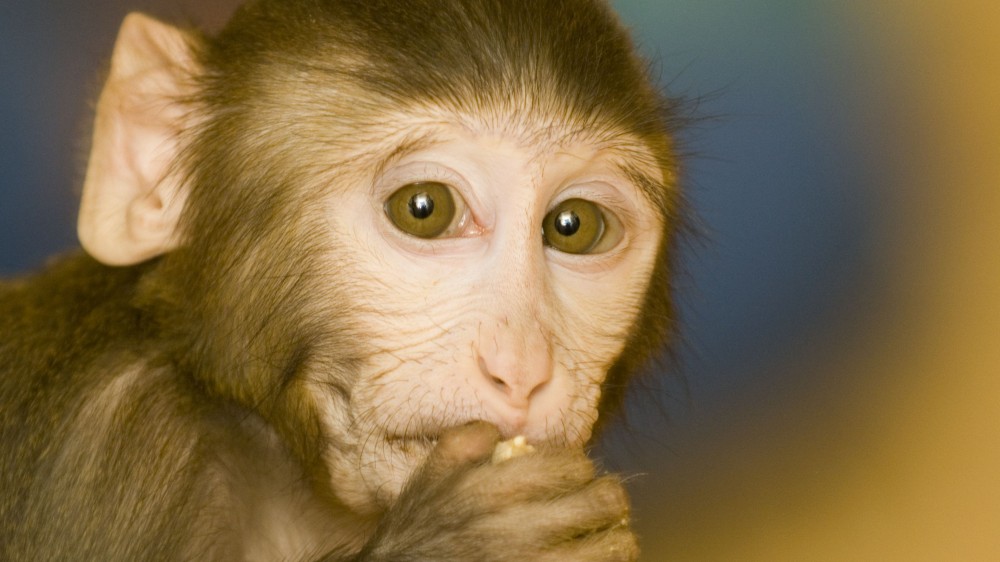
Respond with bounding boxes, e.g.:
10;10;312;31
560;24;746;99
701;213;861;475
306;110;665;513
79;0;679;521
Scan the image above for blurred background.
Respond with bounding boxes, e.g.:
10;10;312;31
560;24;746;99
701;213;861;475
2;0;997;559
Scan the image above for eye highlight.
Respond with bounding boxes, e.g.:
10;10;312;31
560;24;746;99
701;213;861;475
384;182;459;238
543;198;623;254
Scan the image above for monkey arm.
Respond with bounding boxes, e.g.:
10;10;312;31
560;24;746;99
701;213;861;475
7;375;243;559
0;255;277;560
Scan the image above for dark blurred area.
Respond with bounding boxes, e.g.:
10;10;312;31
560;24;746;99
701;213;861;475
2;1;998;559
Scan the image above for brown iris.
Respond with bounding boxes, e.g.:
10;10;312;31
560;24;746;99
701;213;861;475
543;198;609;254
385;182;457;239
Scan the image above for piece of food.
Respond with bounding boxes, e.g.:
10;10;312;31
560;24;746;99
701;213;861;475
491;435;536;464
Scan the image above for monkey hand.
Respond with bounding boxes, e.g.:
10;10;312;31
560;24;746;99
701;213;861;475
351;421;639;562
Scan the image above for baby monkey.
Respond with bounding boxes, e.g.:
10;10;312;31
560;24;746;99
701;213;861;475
0;0;680;560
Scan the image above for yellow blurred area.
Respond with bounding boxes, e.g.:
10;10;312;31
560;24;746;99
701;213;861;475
642;1;1000;559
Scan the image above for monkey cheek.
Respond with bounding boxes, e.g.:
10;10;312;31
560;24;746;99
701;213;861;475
324;435;434;514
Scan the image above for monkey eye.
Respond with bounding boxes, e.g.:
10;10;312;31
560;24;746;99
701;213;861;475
542;198;623;254
384;182;462;239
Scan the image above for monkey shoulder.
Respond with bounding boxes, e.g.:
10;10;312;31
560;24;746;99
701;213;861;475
0;254;285;557
0;254;168;501
0;252;151;378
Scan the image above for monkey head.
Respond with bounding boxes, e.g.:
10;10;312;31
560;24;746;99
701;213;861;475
76;0;679;515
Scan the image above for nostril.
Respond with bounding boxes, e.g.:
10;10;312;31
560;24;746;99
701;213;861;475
526;377;549;400
479;356;511;394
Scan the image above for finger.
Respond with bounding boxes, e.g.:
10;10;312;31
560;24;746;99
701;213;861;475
538;527;640;562
458;448;597;504
419;421;500;482
479;475;630;542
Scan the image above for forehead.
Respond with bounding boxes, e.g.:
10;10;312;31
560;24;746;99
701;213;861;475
235;71;674;213
349;104;668;201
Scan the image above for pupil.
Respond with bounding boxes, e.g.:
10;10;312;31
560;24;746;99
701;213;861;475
555;210;581;237
408;193;434;219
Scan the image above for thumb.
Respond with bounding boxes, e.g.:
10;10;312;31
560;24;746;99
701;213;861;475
419;421;500;483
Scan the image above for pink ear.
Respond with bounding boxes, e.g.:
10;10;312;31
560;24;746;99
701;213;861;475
77;13;199;266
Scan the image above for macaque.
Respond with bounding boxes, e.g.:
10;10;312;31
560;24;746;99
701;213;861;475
0;0;679;560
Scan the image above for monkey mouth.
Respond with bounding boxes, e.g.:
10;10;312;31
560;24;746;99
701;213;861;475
384;433;440;457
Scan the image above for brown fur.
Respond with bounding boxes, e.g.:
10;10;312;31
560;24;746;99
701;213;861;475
0;1;680;559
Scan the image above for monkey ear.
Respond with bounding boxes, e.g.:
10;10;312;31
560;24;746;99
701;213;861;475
78;13;199;266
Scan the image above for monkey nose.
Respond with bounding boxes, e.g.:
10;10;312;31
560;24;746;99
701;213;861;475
476;352;552;417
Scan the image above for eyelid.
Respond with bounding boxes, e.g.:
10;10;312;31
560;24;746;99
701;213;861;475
550;179;639;226
375;161;462;195
379;161;467;201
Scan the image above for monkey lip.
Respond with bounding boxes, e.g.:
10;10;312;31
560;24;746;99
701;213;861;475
382;420;452;448
384;433;440;455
